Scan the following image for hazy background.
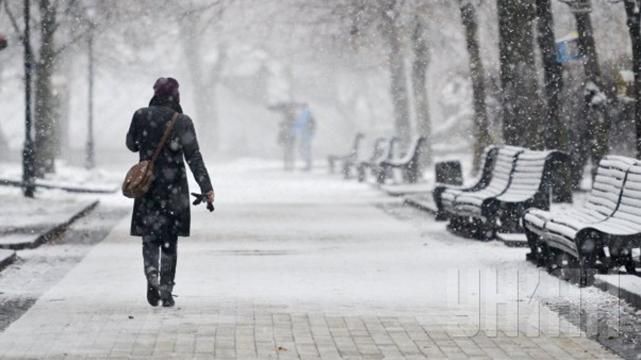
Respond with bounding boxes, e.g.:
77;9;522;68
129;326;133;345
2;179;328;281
0;0;632;167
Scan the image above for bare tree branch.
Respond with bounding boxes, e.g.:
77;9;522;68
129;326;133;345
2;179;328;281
52;26;91;57
4;0;23;38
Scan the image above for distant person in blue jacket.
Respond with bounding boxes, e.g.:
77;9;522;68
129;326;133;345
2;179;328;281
294;103;316;171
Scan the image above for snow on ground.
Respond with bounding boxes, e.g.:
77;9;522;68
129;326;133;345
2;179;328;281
0;158;635;358
0;161;121;193
0;160;623;316
0;187;93;232
0;161;122;232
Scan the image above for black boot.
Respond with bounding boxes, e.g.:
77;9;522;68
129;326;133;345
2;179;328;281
142;238;161;307
145;268;160;307
147;282;160;307
159;284;175;307
160;240;177;307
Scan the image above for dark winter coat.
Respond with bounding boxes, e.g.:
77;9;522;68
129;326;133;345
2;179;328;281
126;97;213;237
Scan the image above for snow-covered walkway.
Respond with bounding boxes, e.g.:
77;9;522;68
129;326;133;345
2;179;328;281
0;161;620;359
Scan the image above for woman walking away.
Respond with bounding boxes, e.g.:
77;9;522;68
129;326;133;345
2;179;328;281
126;77;214;307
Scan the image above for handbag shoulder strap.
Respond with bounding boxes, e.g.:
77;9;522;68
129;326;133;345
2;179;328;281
150;112;180;163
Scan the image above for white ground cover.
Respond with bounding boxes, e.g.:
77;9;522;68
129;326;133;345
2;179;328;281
0;159;627;358
0;161;120;193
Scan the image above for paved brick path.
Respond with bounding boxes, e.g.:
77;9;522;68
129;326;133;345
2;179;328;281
0;165;621;359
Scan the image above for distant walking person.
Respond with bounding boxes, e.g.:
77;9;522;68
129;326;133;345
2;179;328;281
294;103;316;171
126;77;214;307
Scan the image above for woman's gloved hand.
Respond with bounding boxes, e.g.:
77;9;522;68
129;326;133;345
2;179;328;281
191;192;215;212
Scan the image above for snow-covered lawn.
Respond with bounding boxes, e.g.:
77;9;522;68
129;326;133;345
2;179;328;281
0;161;120;193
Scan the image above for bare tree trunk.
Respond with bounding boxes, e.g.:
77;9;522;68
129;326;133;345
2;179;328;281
23;0;35;197
536;0;564;149
34;0;57;176
56;50;72;161
497;0;542;148
411;15;432;166
536;0;572;202
571;4;609;185
0;54;9;159
575;11;602;89
460;1;491;173
0;129;8;159
0;87;8;156
624;0;641;159
382;11;412;146
0;126;8;159
179;21;225;152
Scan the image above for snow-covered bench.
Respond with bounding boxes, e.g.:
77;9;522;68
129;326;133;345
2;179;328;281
525;156;641;285
375;137;427;184
341;137;386;180
442;146;523;237
446;147;563;240
433;145;499;220
579;163;641;275
357;137;399;182
328;133;364;176
488;150;568;232
523;156;634;267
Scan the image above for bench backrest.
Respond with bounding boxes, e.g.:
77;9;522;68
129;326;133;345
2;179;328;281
501;150;559;198
368;138;387;162
468;145;500;190
399;136;427;164
583;156;637;217
483;146;524;194
351;133;365;156
608;161;641;225
374;137;399;163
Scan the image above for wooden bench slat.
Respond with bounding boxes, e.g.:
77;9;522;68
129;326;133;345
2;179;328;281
528;155;640;277
375;137;427;184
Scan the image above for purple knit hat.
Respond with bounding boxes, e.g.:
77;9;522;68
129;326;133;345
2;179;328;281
153;77;180;103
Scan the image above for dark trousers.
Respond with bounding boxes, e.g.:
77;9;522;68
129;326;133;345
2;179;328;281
283;139;295;171
142;232;178;293
299;138;312;171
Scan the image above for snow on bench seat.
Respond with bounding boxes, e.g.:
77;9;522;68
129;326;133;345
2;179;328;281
525;156;641;279
445;146;531;240
523;156;634;238
493;150;562;204
447;146;523;216
447;147;566;240
328;133;364;176
589;168;641;234
433;146;498;220
530;157;633;256
358;137;398;182
377;137;427;184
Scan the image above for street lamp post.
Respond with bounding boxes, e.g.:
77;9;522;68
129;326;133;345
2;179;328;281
22;0;35;198
85;27;95;169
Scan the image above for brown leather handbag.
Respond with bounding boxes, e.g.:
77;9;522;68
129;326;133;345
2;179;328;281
122;112;179;199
